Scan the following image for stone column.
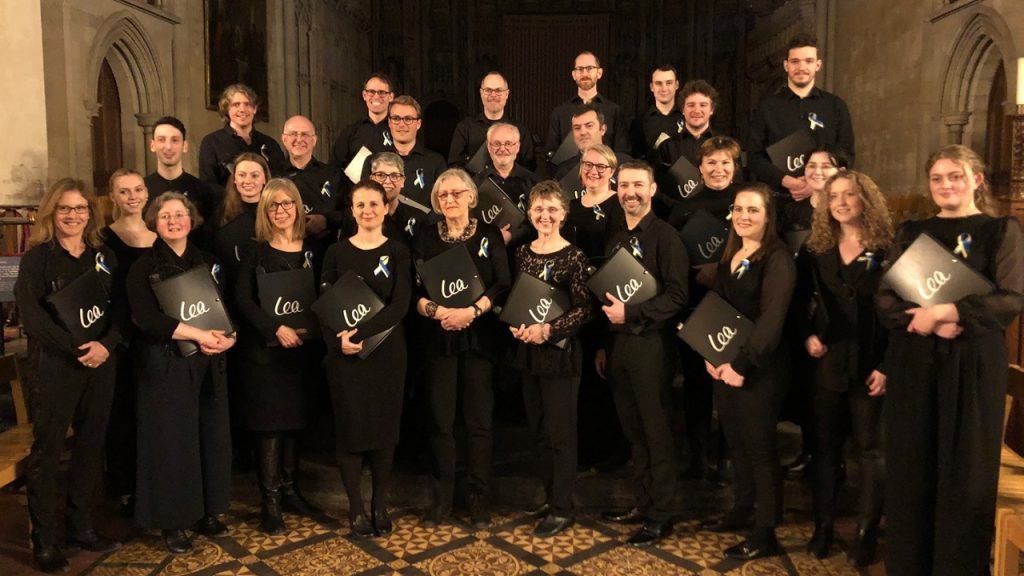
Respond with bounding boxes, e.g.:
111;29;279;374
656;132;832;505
942;112;971;145
1012;105;1024;199
136;112;162;174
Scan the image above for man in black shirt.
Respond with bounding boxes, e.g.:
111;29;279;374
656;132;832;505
548;51;629;156
746;33;855;201
553;105;631;181
198;84;285;190
365;95;447;207
652;80;721;216
473;123;538;246
449;72;536;172
331;73;396;173
598;161;687;547
630;65;684;159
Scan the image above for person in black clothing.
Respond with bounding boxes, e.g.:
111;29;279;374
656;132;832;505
654;80;721;217
127;192;236;554
364;152;439;246
598;161;688;547
331;73;395;172
877;146;1024;576
746;34;854;202
449;72;536;172
16;178;124;572
630;65;683;159
474;122;539;247
233;179;324;534
213;153;270;282
323;179;412;537
102;169;157;517
702;183;796;561
199;83;285;190
553;105;631;182
145;116;220;231
548;51;629;156
413;168;510;529
511;181;594;537
365;95;447;207
800;171;891;566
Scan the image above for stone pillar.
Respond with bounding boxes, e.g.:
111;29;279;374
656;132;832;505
136;113;162;174
942;112;971;145
1012;105;1024;199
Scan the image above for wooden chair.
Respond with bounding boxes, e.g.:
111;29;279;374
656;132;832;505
0;353;31;489
994;364;1024;576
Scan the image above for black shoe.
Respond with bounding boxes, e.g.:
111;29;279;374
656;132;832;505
627;520;671;547
349;513;376;538
421;505;451;528
194;514;228;537
260;493;285;535
524;502;550;518
806;525;833;559
33;545;69;573
66;528;121;553
700;511;753;533
281;489;324;518
601;506;643;524
467;492;491;529
534;514;574;538
724;536;781;560
847;525;878;567
161;529;193;554
786;452;812;479
372;506;393;536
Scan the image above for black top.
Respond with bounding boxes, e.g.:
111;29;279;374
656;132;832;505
746;85;855;189
513;244;594;343
233;242;316;344
198;126;286;189
713;243;796;376
474;164;539;247
630;104;685;159
212;202;258;290
656;127;718;171
330;116;394;171
126;238;221;344
15;241;126;357
362;144;447;207
565;190;626;264
448;113;536;170
279;157;347;231
144;171;220;226
604;211;689;335
547;93;629;154
666;182;739;231
876;214;1024;339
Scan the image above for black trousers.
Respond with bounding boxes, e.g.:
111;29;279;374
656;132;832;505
679;344;713;467
425;352;493;506
714;365;785;528
811;386;884;528
577;331;629;468
27;343;115;547
607;332;677;522
885;335;1005;576
134;343;231;530
522;372;580;516
104;340;139;497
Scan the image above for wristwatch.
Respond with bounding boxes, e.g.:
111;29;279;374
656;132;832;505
471;303;483;317
425;301;438;318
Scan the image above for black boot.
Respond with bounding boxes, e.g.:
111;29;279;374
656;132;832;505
280;434;323;518
847;523;879;567
258;434;285;535
806;523;833;559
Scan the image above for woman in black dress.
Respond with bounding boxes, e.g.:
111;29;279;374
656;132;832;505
414;168;510;528
703;182;795;560
127;192;236;554
877;145;1024;576
102;169;157;513
213;152;269;281
801;171;892;566
322;179;412;537
510;181;593;537
16;178;124;572
233;178;322;534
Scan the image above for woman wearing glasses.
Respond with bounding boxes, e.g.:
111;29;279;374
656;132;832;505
232;179;322;534
16;179;125;572
414;168;510;528
127;192;235;554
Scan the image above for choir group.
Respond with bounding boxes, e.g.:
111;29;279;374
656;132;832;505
13;33;1023;576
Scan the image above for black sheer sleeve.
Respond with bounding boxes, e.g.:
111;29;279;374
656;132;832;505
955;217;1024;335
547;247;595;342
731;247;797;376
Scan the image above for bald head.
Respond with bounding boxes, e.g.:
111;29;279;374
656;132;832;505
282;115;318;165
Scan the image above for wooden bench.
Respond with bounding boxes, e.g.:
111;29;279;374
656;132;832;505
0;353;31;489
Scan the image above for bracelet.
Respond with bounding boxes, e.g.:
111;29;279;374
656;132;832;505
425;301;438;318
471;303;483;317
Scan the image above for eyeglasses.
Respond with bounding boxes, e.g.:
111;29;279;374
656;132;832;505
268;200;296;213
283;131;315;139
388;115;420;124
55;205;89;215
488;140;519;150
480;88;508;96
157;212;190;222
363;89;392;97
581;161;611;174
437;190;469;202
572;65;599;74
370;172;405;182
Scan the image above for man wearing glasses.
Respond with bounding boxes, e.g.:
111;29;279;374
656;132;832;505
367;95;446;207
547;52;629;158
448;72;536;172
331;73;396;171
473;123;538;246
279;115;346;267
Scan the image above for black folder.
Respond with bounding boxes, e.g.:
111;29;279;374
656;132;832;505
151;266;235;357
881;232;994;306
310;270;395;359
766;129;816;177
679;209;729;265
474;178;526;231
415;243;486;308
256;267;320;344
669;155;702;199
586;246;660;306
677;291;754;366
46;270;111;346
465;142;489;175
558;167;583;201
499;271;571;348
550;134;579;166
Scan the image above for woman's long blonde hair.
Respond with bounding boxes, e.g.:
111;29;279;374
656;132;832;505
30;178;103;248
807;171;894;254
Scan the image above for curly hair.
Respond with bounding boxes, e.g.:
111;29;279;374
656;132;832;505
806;171;893;254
